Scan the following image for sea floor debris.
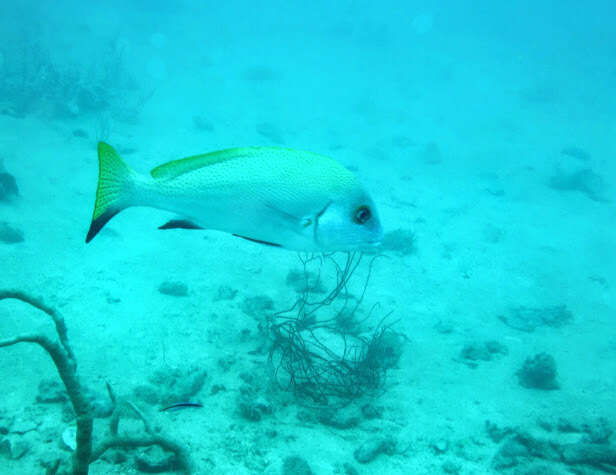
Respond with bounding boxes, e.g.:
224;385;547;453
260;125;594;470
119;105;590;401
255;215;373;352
0;159;19;201
516;353;559;390
549;168;611;202
499;305;572;332
488;418;616;473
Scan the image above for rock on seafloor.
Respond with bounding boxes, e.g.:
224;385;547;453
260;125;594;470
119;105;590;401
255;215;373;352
354;437;397;464
158;280;189;297
0;221;24;243
282;455;314;475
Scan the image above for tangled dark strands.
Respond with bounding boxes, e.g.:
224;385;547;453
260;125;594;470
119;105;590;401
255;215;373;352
268;252;405;406
275;251;365;326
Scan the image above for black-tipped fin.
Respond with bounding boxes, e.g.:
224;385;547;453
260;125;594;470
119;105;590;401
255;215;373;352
85;142;134;243
158;219;204;230
86;208;122;243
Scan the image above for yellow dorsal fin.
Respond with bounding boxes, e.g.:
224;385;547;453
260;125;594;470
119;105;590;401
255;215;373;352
150;147;258;180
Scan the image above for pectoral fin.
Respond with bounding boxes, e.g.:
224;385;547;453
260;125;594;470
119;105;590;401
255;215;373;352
265;203;313;230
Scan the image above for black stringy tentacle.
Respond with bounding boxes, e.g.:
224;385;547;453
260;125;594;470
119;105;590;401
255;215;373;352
267;252;404;406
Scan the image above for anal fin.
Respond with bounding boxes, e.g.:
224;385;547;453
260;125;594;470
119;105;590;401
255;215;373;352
232;234;282;247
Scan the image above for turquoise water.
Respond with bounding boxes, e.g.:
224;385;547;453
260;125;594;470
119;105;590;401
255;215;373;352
1;1;615;473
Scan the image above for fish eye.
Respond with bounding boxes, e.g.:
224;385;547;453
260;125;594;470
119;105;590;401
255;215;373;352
353;205;371;225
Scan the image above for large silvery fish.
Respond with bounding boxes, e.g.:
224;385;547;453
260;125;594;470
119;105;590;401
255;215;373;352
86;142;382;251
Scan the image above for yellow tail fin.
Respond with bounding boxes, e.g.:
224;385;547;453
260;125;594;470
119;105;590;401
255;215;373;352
85;142;134;243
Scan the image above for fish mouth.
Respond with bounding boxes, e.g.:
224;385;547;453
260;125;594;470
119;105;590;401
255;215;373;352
363;226;384;247
369;225;384;245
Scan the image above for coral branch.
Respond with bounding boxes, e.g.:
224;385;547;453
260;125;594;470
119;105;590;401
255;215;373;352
0;290;75;361
91;434;192;474
0;291;92;475
90;398;192;474
0;290;193;474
